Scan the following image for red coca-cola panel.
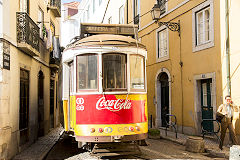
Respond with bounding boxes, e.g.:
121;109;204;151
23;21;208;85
75;95;147;124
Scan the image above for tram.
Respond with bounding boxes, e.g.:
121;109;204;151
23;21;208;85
62;23;148;152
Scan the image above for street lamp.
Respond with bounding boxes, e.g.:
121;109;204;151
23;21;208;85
151;2;180;36
151;3;161;21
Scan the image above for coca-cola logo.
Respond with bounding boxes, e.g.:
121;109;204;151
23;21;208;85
96;97;132;112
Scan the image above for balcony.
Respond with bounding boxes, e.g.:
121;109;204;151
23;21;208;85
16;12;40;57
48;0;61;17
49;52;60;70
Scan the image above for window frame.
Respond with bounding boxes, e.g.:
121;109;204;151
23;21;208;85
192;0;214;52
20;0;29;14
38;7;44;39
156;26;169;62
102;53;127;92
119;5;124;24
129;54;145;92
133;0;140;25
76;53;99;92
69;61;74;93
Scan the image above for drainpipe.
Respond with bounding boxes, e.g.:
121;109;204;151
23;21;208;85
126;0;128;24
225;0;231;96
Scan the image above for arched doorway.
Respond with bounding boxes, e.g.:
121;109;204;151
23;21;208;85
157;72;169;127
38;71;44;137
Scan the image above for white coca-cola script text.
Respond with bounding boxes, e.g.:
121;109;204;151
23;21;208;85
96;97;132;112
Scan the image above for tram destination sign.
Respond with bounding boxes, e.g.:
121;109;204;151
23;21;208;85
80;23;138;37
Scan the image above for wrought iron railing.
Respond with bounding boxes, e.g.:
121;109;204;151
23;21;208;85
50;52;60;66
50;0;61;13
16;12;39;52
134;14;139;25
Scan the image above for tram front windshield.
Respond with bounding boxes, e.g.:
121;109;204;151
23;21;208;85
103;54;126;91
75;53;145;92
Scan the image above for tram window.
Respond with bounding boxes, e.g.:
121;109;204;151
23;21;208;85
103;54;127;91
77;54;98;91
69;62;74;93
130;55;145;91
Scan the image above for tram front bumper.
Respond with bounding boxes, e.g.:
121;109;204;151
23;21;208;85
75;133;148;142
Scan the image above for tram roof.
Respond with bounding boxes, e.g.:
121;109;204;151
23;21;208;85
66;34;146;49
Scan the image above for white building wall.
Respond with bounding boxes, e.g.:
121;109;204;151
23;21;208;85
61;0;126;46
0;0;3;38
78;0;125;24
61;5;80;47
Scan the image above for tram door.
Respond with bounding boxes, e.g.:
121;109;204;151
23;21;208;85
201;79;213;132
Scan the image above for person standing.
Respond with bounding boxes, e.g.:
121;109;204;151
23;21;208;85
217;95;238;150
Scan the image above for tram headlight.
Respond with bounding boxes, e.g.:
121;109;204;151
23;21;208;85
129;127;134;132
90;128;95;133
98;128;104;133
135;126;140;131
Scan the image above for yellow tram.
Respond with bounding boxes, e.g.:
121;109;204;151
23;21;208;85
62;24;148;153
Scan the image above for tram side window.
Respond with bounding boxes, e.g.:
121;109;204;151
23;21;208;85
77;54;98;91
69;62;74;93
130;55;145;91
103;54;126;91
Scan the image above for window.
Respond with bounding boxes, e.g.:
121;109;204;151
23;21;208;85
108;17;112;24
69;62;74;93
93;0;95;14
87;5;90;20
133;0;140;24
20;0;29;14
119;5;124;24
103;54;127;91
77;54;98;91
130;55;145;91
156;27;169;62
192;0;214;52
159;0;167;15
38;8;44;39
196;7;210;45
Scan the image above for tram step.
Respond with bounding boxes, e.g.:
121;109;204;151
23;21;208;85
91;143;141;156
91;151;141;157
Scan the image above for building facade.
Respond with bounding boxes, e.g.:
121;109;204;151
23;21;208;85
0;0;61;158
127;0;240;141
61;1;80;47
78;0;126;24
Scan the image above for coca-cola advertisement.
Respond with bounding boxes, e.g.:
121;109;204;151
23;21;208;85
75;94;147;124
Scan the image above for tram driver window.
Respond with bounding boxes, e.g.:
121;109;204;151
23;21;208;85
77;54;98;91
130;55;145;91
103;54;127;91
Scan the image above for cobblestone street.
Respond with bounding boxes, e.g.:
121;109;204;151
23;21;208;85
45;134;227;160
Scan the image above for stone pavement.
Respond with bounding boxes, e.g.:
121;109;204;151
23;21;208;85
157;128;230;159
14;126;64;160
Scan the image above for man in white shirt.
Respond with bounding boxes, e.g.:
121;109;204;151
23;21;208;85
217;95;238;150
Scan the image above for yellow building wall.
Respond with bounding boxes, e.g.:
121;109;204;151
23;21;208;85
128;0;224;134
0;0;61;158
